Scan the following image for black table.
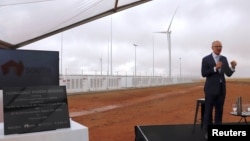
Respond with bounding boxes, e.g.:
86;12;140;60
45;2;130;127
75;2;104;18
230;111;250;124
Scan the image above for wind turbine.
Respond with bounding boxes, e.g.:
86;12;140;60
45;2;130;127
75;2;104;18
154;8;177;78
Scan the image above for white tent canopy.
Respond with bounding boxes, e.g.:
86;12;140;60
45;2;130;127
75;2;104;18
0;0;151;49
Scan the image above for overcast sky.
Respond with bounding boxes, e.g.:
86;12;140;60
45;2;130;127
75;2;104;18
21;0;250;78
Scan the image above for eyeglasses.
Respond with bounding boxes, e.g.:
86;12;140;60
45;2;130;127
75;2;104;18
213;46;222;48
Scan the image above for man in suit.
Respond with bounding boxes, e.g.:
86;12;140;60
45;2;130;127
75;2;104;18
201;40;237;139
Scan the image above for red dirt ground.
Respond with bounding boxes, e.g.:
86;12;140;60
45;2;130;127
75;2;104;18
67;80;250;141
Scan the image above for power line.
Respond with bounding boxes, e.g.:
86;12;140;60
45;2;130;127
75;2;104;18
0;0;56;7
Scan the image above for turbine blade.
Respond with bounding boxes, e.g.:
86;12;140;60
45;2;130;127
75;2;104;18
167;7;178;32
153;31;167;34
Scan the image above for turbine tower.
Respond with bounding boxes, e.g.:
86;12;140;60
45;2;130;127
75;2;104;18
155;8;177;78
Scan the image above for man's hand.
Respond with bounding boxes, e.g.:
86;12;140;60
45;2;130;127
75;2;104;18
216;61;222;70
231;60;237;69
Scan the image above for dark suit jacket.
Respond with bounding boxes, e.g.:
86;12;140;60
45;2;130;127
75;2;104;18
201;53;234;95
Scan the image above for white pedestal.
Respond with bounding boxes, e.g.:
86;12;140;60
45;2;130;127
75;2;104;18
0;119;89;141
0;90;3;123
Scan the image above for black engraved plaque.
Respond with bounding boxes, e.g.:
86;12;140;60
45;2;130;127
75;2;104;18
3;86;70;135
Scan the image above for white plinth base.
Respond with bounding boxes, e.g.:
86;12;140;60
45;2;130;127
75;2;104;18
0;119;89;141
